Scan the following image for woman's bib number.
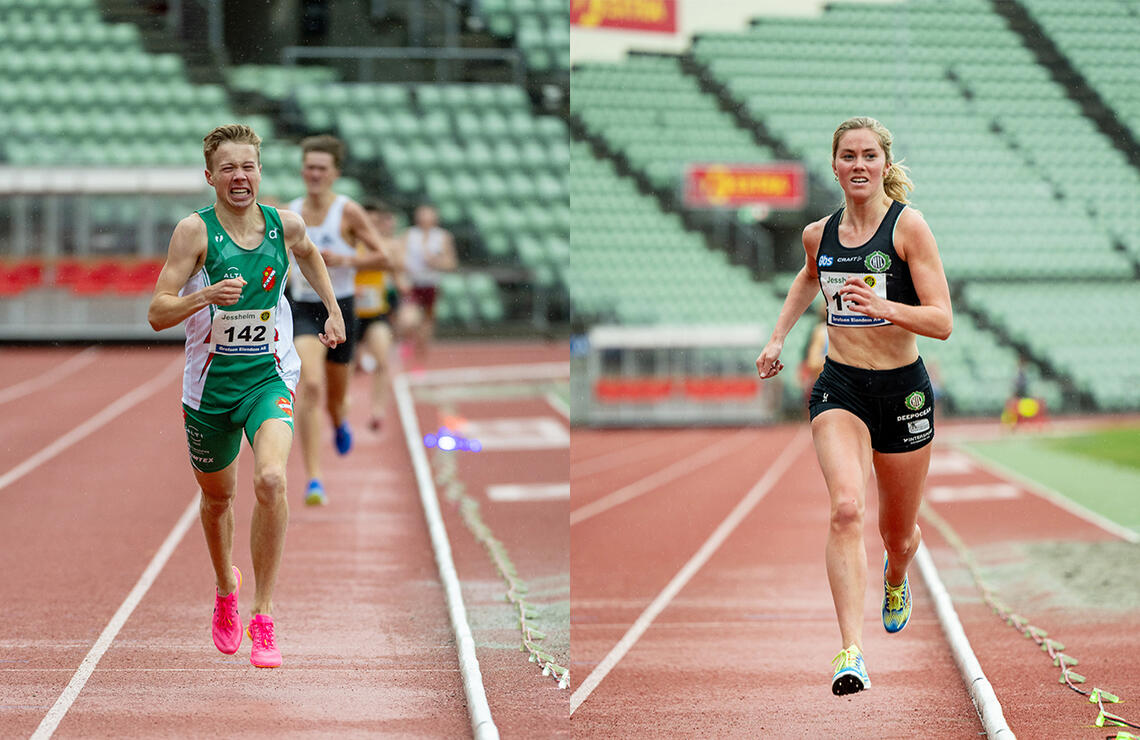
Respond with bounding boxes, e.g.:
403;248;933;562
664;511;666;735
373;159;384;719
820;271;889;327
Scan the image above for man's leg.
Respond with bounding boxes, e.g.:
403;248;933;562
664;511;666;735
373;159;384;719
326;359;351;429
294;334;327;485
365;320;393;426
249;418;293;616
193;461;240;595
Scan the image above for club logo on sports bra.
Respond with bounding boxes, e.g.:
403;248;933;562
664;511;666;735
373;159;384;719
262;266;277;291
865;251;891;272
904;391;926;411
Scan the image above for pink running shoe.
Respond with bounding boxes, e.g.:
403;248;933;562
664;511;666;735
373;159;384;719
247;614;282;668
211;565;242;655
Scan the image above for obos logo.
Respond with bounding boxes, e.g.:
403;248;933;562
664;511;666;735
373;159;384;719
262;266;276;291
276;397;293;417
818;254;834;267
865;251;891;272
223;266;241;281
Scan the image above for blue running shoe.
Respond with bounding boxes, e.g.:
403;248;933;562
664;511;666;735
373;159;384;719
882;552;912;634
334;422;353;455
305;479;327;506
831;644;871;695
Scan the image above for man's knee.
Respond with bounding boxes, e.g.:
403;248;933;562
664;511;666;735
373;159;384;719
200;484;235;515
296;373;323;401
253;464;287;504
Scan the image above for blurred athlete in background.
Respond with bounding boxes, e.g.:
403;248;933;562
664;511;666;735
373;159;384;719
398;203;457;368
354;198;408;432
288;134;391;506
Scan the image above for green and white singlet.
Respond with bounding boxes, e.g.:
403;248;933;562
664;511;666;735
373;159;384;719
180;204;300;412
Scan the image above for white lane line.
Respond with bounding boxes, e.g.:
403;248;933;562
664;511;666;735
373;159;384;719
569;429;756;527
0;356;182;494
393;372;499;740
31;495;199;740
914;544;1014;739
405;361;569;387
487;483;570;502
954;443;1140;544
545;391;569;419
572;432;701;479
0;347;99;406
926;483;1021;503
569;430;810;715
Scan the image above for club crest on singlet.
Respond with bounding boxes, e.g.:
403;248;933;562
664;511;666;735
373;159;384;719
816;201;919;328
865;251;891;272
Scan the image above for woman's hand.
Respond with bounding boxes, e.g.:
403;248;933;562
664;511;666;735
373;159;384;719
839;276;891;321
756;340;785;379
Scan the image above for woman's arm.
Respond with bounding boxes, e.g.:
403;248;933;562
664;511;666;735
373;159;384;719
757;218;827;379
837;208;952;340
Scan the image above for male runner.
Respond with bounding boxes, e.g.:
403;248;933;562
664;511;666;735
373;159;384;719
148;124;346;668
287;135;391;505
354;198;408;431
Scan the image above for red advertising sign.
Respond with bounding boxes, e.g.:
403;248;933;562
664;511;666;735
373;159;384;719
570;0;678;34
684;162;807;209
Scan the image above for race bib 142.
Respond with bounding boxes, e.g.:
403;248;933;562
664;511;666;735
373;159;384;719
210;307;276;355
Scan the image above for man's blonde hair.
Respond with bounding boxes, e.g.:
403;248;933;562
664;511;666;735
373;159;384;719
203;124;261;170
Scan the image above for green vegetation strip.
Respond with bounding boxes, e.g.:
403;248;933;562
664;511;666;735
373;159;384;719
428;409;568;690
921;504;1138;733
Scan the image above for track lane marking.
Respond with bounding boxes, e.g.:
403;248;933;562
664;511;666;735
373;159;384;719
0;347;99;406
569;430;810;715
31;495;199;739
487;483;570;502
0;356;182;493
393;372;499;740
569;429;756;526
571;432;705;478
405;361;568;386
545;391;569;419
953;442;1140;543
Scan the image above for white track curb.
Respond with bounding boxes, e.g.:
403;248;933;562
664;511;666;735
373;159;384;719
394;373;499;740
915;543;1015;739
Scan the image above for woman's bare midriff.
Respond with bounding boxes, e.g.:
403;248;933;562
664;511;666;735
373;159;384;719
826;323;918;370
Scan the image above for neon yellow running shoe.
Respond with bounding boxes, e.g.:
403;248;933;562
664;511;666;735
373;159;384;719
831;644;870;695
882;552;912;634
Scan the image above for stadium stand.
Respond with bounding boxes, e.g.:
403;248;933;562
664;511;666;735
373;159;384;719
474;0;570;74
571;53;776;190
571;0;1134;415
0;1;567;336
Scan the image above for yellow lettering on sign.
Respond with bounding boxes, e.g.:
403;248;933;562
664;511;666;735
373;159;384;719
573;0;667;25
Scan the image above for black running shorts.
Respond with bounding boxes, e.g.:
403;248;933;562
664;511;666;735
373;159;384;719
291;296;357;365
809;357;935;454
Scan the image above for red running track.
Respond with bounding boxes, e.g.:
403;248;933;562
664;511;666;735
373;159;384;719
0;340;567;739
570;423;1139;737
